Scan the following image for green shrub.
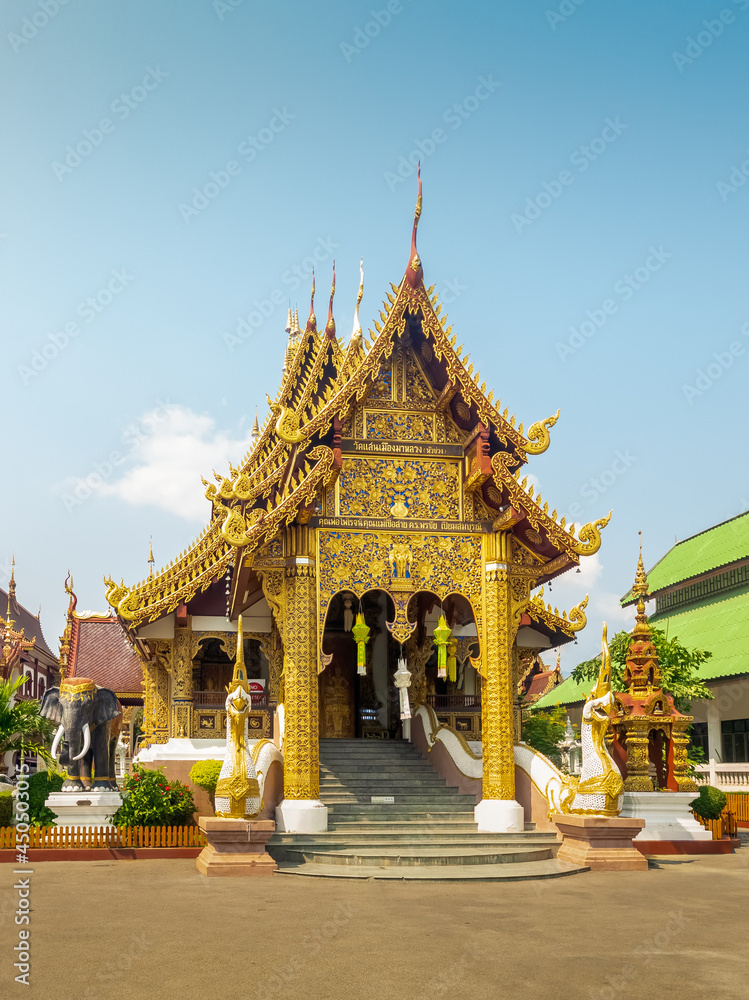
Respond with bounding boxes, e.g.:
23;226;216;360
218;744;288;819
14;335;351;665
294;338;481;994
0;791;12;826
26;770;64;826
189;760;222;796
691;785;727;820
111;765;196;827
522;706;567;767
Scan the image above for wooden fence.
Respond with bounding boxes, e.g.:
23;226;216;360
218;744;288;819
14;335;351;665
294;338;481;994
692;811;739;841
0;825;205;850
725;793;749;823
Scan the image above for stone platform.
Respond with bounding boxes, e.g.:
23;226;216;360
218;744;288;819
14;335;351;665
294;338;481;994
554;814;648;871
45;790;122;829
196;817;277;876
621;790;713;843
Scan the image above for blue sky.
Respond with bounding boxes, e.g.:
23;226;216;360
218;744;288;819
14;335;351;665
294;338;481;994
2;0;748;667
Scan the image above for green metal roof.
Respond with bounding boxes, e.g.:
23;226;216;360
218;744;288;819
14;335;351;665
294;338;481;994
535;585;749;709
621;511;749;603
649;585;749;681
533;672;592;709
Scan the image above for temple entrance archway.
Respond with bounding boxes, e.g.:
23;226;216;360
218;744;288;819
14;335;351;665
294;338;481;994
319;588;481;739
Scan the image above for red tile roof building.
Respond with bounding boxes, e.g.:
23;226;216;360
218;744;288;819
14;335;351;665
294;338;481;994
59;576;143;706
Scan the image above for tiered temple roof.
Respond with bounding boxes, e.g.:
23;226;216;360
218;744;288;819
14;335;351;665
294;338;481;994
106;176;609;631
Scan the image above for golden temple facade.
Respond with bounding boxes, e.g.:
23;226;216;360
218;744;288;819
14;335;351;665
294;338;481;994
105;177;609;819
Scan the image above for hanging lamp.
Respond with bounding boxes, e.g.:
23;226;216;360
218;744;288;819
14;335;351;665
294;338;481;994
352;612;370;676
433;614;452;679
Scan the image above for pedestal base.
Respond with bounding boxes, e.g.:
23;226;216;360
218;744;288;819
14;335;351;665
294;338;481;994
621;791;713;841
196;818;277;877
554;814;648;871
45;791;122;829
275;799;328;833
474;798;524;833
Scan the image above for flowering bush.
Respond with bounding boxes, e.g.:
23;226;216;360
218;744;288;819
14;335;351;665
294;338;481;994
111;765;195;827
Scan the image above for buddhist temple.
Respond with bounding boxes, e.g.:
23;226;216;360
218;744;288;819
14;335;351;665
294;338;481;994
104;177;611;832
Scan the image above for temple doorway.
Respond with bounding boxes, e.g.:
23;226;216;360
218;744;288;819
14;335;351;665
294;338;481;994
320;590;399;738
319;589;481;739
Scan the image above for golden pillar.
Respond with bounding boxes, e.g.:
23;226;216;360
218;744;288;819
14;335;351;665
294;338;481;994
621;718;653;792
281;541;320;800
481;566;517;800
671;719;698;793
477;532;529;831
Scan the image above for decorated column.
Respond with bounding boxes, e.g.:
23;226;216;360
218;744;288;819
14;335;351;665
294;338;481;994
475;534;526;833
275;531;328;833
171;624;194;740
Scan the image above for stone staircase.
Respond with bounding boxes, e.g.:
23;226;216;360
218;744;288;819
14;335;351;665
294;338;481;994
267;739;586;880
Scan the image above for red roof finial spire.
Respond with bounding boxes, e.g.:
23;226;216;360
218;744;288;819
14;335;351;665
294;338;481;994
305;268;317;333
404;163;423;288
325;261;336;338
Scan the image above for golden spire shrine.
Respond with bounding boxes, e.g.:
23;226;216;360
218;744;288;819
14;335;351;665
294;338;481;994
609;539;697;793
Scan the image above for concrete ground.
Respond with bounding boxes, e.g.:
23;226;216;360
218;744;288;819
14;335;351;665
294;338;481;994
2;849;748;1000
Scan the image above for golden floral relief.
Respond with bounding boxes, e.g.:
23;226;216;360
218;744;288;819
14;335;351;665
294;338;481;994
339;458;459;520
365;411;435;442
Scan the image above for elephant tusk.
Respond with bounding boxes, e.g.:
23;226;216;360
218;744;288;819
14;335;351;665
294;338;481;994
72;723;91;762
50;724;65;760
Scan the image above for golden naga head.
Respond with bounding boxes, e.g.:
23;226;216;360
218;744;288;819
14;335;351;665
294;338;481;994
573;511;613;556
525;409;560;455
583;622;616;723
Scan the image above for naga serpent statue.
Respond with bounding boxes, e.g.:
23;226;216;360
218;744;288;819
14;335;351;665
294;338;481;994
214;615;261;819
569;622;624;816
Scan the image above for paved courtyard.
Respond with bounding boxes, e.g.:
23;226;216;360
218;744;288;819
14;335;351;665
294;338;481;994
2;850;748;1000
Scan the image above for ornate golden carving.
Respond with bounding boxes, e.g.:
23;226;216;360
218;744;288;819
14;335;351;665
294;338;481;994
403;634;433;706
386;595;418;645
269;402;304;444
282;570;320;799
339;457;459;520
365;410;435;442
317;530;483;654
525;410;560;455
171;626;193;702
573;512;613;556
527;590;589;637
482;568;517;800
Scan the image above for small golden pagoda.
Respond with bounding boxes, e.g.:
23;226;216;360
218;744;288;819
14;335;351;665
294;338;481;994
609;540;697;793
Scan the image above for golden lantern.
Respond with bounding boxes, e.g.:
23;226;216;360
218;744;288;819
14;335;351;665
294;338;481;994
433;614;452;679
352;612;370;676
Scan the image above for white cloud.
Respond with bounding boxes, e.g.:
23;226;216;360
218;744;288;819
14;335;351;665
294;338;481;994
101;405;255;521
539;552;632;669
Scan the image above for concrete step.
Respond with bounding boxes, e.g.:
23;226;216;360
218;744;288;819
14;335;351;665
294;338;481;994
272;845;554;867
328;812;475;825
275;859;587;881
322;794;477;805
320;764;439;781
268;832;558;847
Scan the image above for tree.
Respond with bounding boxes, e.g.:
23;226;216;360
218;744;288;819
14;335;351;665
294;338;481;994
522;705;568;767
570;627;713;712
0;675;56;768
